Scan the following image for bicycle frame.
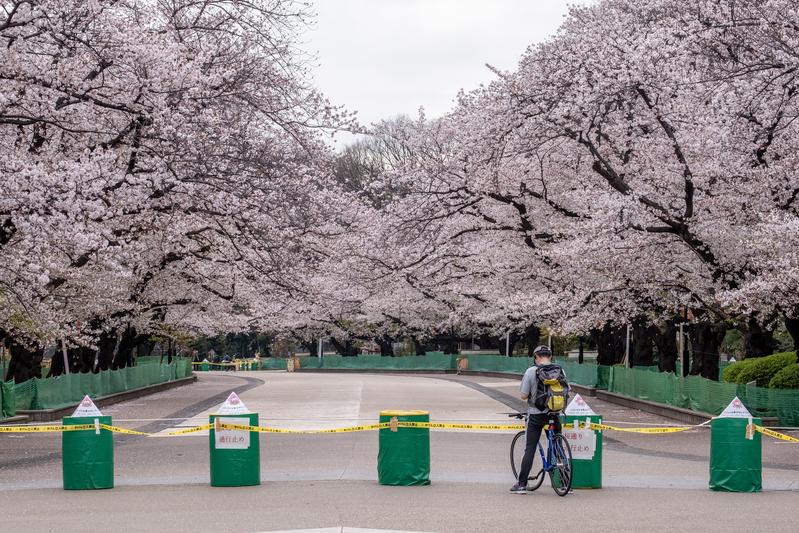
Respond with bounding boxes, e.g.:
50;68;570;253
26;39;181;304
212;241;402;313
536;423;559;473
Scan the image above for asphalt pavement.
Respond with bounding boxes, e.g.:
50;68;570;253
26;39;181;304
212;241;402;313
1;371;797;533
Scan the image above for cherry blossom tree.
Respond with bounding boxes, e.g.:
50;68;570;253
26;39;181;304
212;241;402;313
0;0;351;379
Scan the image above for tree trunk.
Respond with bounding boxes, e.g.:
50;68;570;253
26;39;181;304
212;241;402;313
113;327;140;369
47;344;65;377
5;338;42;383
66;345;94;374
377;336;394;357
783;309;799;354
592;324;625;365
474;333;500;352
742;314;777;358
524;325;541;357
688;322;727;380
498;331;519;356
443;336;458;354
653;320;678;373
329;337;357;356
96;329;118;371
411;336;426;356
630;321;655;366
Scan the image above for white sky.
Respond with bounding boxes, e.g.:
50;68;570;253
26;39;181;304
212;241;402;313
304;0;583;143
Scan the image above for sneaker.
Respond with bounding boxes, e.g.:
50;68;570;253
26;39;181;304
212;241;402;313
509;482;528;494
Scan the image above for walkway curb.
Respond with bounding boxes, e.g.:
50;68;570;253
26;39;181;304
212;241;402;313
0;415;30;425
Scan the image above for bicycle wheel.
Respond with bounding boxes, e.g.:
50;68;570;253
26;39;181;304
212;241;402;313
510;430;545;490
548;433;573;496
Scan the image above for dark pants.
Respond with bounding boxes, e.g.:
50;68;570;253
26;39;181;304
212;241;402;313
518;413;561;484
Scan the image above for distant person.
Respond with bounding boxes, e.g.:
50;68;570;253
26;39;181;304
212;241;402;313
510;345;569;494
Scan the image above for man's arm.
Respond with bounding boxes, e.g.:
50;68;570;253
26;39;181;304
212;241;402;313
520;369;532;400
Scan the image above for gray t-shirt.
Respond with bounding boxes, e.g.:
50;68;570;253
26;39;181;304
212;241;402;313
520;366;544;414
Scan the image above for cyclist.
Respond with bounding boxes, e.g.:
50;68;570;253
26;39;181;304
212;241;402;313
510;344;567;493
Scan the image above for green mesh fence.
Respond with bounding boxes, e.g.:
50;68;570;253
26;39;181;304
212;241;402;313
596;365;611;390
10;358;193;412
1;380;15;418
467;355;534;374
560;361;600;388
606;366;799;426
259;358;290;370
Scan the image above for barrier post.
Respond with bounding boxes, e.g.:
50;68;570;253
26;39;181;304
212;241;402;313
378;410;430;486
561;394;602;488
709;397;761;492
209;392;260;487
62;396;114;490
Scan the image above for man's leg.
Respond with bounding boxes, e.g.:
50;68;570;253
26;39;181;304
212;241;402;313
517;414;545;484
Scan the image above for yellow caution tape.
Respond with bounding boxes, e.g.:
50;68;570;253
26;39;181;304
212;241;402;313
165;424;214;436
585;422;696;434
754;425;799;443
0;419;717;437
99;424;150;436
216;422;389;434
0;424;95;433
395;422;525;431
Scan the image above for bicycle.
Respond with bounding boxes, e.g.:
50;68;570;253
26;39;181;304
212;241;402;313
508;412;573;496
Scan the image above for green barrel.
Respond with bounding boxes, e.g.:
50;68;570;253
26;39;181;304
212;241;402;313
562;414;602;488
378;410;430;486
709;417;761;492
209;412;260;487
201;362;209;371
62;416;114;490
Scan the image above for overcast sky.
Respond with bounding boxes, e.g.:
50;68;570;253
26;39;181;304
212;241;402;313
304;0;584;144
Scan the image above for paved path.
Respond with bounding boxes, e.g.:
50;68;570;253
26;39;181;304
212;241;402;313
0;370;797;532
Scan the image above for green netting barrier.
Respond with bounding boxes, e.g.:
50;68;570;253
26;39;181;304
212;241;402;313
1;380;15;418
11;358;193;411
294;353;455;371
466;354;533;374
606;366;799;426
560;361;600;388
596;365;611;390
258;358;290;370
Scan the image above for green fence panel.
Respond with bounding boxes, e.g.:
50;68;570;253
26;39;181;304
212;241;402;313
315;354;454;371
11;359;194;411
605;365;799;425
1;380;16;418
560;361;599;388
110;367;126;392
297;357;323;369
259;358;289;370
770;389;799;426
466;355;533;374
596;365;611;389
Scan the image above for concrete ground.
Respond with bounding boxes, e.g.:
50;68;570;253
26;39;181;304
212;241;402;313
1;371;797;533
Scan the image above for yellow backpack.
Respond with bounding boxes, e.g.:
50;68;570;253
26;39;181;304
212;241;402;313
534;364;569;412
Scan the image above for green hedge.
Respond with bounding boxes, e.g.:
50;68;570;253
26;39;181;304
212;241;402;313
769;364;799;389
722;352;797;387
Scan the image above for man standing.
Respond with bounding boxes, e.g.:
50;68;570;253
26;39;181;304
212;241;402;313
510;344;568;493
